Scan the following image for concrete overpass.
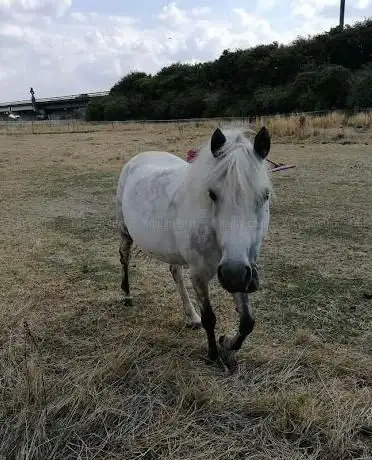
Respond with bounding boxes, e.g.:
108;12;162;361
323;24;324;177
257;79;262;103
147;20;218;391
0;91;109;120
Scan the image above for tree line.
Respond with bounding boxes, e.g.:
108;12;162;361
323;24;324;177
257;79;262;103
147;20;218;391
86;19;372;121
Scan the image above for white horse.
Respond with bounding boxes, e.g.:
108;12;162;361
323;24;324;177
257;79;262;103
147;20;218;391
116;126;273;370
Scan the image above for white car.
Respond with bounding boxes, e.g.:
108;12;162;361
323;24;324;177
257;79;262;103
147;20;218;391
8;113;20;120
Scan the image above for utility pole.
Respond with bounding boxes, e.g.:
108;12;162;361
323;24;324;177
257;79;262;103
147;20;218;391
339;0;345;29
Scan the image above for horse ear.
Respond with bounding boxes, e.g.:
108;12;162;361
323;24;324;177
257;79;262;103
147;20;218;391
211;128;226;157
254;127;271;160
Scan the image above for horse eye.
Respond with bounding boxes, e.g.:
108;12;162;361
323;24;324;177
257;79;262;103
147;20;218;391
209;190;217;202
263;189;270;202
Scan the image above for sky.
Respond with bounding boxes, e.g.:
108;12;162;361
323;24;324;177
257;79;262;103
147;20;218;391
0;0;371;101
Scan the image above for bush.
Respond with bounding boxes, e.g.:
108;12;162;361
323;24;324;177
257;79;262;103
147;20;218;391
348;64;372;109
314;65;352;109
85;98;107;121
103;96;130;121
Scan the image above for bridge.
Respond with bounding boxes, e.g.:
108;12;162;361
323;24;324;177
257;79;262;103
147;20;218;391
0;91;109;120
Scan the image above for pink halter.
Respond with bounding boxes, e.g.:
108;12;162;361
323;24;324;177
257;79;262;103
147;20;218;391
186;149;296;172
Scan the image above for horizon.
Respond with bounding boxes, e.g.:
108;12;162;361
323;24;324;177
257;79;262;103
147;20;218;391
1;0;371;101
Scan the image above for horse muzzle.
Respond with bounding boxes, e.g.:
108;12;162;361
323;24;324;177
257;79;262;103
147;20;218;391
217;262;259;294
247;265;259;293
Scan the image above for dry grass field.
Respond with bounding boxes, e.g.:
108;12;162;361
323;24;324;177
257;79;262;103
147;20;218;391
0;116;371;459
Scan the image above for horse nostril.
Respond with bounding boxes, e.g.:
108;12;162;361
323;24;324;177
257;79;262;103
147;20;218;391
248;265;260;293
217;265;223;282
245;265;252;286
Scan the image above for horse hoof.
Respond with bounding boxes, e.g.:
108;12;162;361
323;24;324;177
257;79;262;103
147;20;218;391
225;356;239;375
123;296;133;306
220;351;238;375
218;337;238;374
218;335;232;350
204;349;219;365
216;357;233;375
204;354;236;374
185;320;202;330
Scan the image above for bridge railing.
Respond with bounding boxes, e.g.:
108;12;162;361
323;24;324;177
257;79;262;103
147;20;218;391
0;91;109;107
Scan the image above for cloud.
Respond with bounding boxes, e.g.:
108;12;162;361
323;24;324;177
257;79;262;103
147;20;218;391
191;7;212;17
0;1;370;100
233;8;282;42
290;0;339;19
156;2;189;25
0;0;72;18
255;0;279;13
356;0;371;9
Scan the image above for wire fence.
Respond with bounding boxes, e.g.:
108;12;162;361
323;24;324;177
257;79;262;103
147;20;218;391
0;107;371;131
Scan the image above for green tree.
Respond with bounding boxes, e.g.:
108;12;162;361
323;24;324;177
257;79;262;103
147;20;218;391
86;19;372;121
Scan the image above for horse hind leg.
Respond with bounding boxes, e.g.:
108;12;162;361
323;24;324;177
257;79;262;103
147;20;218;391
119;226;133;306
170;264;202;329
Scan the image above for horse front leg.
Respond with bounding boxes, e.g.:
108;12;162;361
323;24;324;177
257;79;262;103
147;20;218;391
190;274;219;362
218;292;255;370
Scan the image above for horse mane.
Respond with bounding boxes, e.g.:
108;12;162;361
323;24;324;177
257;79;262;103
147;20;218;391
183;126;273;209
